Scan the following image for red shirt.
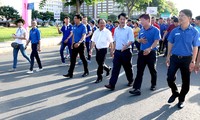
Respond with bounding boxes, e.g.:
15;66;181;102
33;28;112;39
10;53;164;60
153;23;160;29
167;24;176;32
111;27;116;36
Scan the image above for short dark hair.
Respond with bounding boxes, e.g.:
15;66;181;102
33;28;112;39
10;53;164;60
74;14;83;21
140;14;151;20
173;17;179;22
64;16;70;19
15;18;25;25
97;19;105;24
180;9;192;18
134;21;139;26
113;21;119;24
90;20;95;25
83;16;87;19
195;16;200;20
107;20;112;23
118;13;128;19
128;19;132;22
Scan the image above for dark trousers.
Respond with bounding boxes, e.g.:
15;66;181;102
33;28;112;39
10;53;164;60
68;43;88;75
167;55;192;102
30;43;42;71
85;42;91;60
158;40;164;53
109;49;133;86
96;48;110;79
133;50;157;89
60;42;72;63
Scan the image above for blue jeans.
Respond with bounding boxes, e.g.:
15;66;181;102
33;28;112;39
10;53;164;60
60;42;72;63
13;44;31;69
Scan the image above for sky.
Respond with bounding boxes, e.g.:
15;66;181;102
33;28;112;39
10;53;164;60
170;0;199;17
2;0;200;18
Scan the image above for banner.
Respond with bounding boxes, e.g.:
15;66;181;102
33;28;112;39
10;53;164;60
22;0;29;30
146;7;158;15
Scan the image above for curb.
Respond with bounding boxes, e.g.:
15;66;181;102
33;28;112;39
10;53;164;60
0;37;62;54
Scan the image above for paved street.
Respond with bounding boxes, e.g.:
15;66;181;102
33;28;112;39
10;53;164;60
0;46;200;120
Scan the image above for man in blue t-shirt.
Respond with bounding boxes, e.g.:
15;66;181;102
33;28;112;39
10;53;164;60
166;9;200;109
106;20;114;31
82;16;92;62
158;17;167;53
129;14;161;95
56;16;73;64
63;14;89;78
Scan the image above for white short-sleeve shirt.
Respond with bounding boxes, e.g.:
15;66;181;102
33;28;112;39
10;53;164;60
14;27;26;44
91;28;113;49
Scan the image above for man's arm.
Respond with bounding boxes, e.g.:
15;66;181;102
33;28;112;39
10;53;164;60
162;31;168;41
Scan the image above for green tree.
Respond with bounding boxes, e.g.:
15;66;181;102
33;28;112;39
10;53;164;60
0;6;20;21
40;0;103;14
32;10;41;20
108;14;117;22
115;0;151;17
39;11;54;21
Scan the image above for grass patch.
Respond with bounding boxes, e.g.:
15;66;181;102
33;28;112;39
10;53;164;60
0;26;61;42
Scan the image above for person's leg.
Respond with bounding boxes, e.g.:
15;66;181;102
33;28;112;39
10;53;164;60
19;44;31;63
78;43;88;73
96;48;107;80
179;57;192;102
108;51;122;87
67;42;72;59
67;44;79;75
167;56;180;95
122;49;134;84
34;44;42;69
13;48;19;69
146;51;157;87
29;44;37;71
85;42;91;60
133;51;147;90
60;43;66;63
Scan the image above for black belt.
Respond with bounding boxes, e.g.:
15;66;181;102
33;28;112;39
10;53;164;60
96;48;107;51
115;48;130;52
172;54;192;59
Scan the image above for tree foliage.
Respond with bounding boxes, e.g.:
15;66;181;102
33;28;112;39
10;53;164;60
40;0;103;14
115;0;151;17
0;6;20;21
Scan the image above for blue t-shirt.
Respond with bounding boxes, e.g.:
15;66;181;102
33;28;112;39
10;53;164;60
29;28;41;44
85;24;92;42
73;23;87;43
106;24;114;31
168;25;200;56
61;24;72;43
159;23;167;38
139;26;161;51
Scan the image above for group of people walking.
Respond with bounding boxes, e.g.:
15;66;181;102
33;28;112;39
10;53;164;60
10;9;200;109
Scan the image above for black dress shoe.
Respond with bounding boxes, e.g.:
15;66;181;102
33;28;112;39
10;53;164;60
82;72;89;77
177;101;184;109
168;94;179;103
63;74;73;78
106;67;111;76
129;89;141;96
94;78;102;83
105;84;115;90
150;85;156;91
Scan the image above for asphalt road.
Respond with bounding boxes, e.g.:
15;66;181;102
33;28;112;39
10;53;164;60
0;46;200;120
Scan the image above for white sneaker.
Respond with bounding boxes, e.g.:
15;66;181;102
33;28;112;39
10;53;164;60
8;68;16;72
27;70;33;74
36;68;43;72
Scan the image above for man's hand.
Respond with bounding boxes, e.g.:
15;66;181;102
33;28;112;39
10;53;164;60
194;63;200;73
12;34;16;39
189;62;195;72
162;38;165;41
37;45;41;52
89;49;93;56
143;47;151;56
64;38;69;43
74;43;80;48
121;44;127;52
166;56;170;68
139;38;147;44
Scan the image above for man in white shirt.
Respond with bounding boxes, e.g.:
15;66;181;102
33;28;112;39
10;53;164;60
90;19;114;83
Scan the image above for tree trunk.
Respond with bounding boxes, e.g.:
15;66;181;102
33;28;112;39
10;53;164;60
76;0;80;14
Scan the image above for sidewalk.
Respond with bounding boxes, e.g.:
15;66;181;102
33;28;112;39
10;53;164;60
0;37;62;54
